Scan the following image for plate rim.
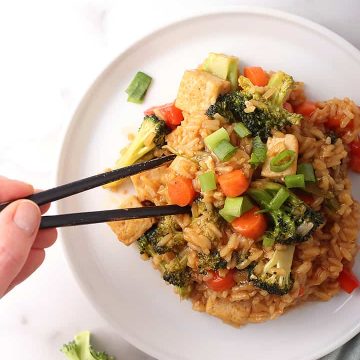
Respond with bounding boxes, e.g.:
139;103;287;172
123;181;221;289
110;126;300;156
57;6;360;360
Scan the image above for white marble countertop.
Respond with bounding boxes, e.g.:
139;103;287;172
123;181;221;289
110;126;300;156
1;1;359;359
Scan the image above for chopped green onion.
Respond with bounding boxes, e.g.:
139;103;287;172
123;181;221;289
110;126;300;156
263;236;275;247
222;196;253;217
247;188;273;207
270;150;296;172
213;140;236;162
248;136;267;166
269;187;290;210
219;208;236;223
284;174;305;188
126;71;152;103
198;171;217;192
297;163;316;182
204;128;230;151
234;122;251;138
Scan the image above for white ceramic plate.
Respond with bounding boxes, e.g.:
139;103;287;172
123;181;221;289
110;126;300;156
58;8;360;360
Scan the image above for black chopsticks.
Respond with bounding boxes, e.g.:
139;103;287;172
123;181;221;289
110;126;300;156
40;205;191;229
0;155;192;229
0;155;175;212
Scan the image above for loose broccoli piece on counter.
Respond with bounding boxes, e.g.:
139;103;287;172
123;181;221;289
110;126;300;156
137;216;185;256
105;115;168;188
206;71;302;141
249;245;295;295
198;250;227;274
60;331;115;360
247;181;324;245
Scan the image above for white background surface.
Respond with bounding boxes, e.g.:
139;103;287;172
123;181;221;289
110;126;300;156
0;1;359;359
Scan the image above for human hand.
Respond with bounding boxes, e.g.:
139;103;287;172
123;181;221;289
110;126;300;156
0;176;57;297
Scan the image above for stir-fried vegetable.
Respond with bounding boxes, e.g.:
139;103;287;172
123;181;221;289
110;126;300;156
249;245;295;295
222;196;253;217
243;66;269;86
234;122;251;138
213;140;237;161
231;207;267;240
297;163;316;182
339;268;360;294
199;171;217;192
284;174;305;188
218;169;249;197
168;176;196;206
204;128;230;151
249;136;267;166
206;270;235;292
270;150;296;172
126;71;152;103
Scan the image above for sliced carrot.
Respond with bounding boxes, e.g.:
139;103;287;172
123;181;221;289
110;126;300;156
283;102;294;113
231;207;267;240
218;169;249;197
206;270;235;292
243;66;269;86
168;176;196;206
294;101;317;117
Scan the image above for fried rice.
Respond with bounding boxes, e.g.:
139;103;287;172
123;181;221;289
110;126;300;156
106;55;360;326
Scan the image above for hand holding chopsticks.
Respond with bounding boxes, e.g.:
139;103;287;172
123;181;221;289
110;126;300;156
0;155;191;229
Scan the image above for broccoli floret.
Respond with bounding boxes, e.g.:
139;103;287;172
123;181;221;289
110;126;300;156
105;115;168;188
198;250;227;274
162;254;193;297
61;341;79;360
137;233;156;257
267;71;295;106
190;198;223;243
249;245;295;295
137;216;185;256
206;71;302;141
116;115;168;167
60;331;115;360
247;181;324;245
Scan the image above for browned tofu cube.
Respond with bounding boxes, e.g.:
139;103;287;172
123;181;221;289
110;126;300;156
175;70;231;114
107;196;155;245
261;134;299;179
205;297;251;326
130;165;171;205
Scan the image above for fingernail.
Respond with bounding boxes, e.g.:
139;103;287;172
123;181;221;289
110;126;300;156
13;201;40;235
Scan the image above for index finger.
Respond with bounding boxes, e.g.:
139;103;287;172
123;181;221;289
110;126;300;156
0;176;34;203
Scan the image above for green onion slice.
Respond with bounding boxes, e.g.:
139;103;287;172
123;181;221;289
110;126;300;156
204;128;230;151
270;150;296;172
269;187;290;210
284;174;305;188
234;122;251;138
126;71;152;104
248;136;267;166
297;163;316;182
198;171;217;192
213;140;236;162
219;208;236;223
222;196;253;217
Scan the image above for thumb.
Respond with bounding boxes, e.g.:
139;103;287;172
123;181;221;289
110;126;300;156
0;200;41;296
